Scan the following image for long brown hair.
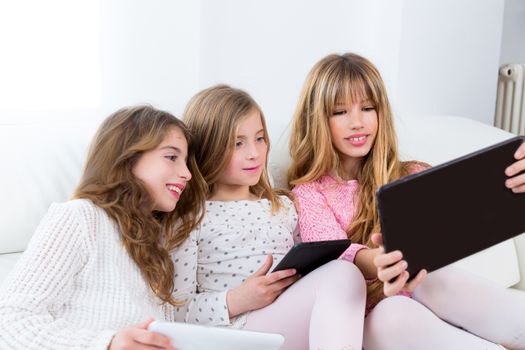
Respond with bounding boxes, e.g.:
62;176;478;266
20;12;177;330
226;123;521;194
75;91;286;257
73;105;206;305
183;84;286;211
288;53;410;303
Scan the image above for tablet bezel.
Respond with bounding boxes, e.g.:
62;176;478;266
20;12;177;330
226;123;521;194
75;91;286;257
272;239;352;276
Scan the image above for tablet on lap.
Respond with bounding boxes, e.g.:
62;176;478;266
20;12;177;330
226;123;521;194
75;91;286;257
272;239;352;275
148;321;284;350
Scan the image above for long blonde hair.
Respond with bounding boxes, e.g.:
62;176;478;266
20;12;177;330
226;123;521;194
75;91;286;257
73;105;206;305
288;53;409;303
183;84;286;211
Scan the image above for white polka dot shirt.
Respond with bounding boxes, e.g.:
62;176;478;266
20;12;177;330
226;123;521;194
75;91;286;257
172;196;299;328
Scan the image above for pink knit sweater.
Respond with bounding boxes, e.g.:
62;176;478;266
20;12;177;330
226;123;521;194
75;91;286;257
293;162;429;262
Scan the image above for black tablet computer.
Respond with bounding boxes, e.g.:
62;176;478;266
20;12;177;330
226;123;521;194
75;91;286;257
272;239;351;276
377;136;525;278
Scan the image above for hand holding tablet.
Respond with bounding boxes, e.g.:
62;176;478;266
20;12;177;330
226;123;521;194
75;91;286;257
148;321;284;350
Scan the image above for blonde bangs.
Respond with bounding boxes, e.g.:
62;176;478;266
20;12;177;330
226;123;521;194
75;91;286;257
328;67;379;117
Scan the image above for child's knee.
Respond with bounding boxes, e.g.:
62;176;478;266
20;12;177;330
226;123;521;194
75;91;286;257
413;265;469;305
368;296;423;334
320;260;366;294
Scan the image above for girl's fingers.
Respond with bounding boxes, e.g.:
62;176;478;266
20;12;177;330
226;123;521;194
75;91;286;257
135;318;155;330
377;260;407;282
506;157;525;177
405;269;427;292
370;233;383;246
384;270;409;297
506;172;525;191
132;329;173;349
511;183;525;193
266;268;297;284
515;142;525;160
373;250;403;269
253;255;273;276
269;274;301;292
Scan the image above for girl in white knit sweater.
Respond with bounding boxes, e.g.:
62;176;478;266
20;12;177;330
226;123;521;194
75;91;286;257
0;106;207;350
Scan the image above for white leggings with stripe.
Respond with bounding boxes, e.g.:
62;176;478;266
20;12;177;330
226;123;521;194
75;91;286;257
245;264;525;350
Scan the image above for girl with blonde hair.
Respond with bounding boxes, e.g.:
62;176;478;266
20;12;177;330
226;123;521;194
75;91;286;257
0;105;206;350
289;52;525;349
173;84;368;349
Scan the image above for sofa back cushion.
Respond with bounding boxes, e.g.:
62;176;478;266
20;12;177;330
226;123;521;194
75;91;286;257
0;122;98;255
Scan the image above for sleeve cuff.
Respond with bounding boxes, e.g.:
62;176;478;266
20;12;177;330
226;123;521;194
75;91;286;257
185;290;232;327
340;243;368;263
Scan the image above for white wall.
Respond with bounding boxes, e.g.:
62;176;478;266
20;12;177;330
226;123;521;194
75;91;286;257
500;0;525;65
396;0;504;125
0;0;514;130
199;0;404;147
98;0;201;118
0;0;201;124
200;0;505;143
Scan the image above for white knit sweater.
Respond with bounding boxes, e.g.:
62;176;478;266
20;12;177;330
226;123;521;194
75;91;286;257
0;199;178;350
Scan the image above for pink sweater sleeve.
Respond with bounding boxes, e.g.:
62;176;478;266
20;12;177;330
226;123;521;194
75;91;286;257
293;182;368;262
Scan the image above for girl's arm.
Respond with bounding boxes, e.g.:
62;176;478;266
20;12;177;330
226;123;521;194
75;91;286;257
169;231;236;326
293;183;368;262
226;255;299;318
0;203;116;349
354;247;382;279
169;236;298;325
505;141;525;193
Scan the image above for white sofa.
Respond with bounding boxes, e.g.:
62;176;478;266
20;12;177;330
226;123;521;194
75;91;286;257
1;115;525;292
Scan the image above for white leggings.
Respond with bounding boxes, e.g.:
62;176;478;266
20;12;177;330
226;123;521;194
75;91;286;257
244;260;367;350
364;266;525;350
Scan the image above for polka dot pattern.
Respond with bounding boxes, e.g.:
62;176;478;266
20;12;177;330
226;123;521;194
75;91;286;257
172;196;299;328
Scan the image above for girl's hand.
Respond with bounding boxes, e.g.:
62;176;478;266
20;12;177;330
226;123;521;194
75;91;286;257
109;318;177;350
226;255;300;318
371;233;427;297
505;142;525;193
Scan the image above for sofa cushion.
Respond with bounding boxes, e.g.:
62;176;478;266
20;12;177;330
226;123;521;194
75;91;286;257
0;122;98;256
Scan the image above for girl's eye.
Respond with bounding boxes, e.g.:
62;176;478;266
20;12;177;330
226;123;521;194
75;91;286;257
363;106;376;112
332;110;346;116
235;141;243;148
256;136;265;143
165;155;177;162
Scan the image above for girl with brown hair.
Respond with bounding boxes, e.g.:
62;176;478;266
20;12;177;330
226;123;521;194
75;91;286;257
289;52;525;349
173;84;367;349
0;105;206;350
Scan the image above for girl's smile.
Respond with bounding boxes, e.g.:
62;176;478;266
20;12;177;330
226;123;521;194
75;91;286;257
167;183;185;199
242;165;262;173
345;133;370;147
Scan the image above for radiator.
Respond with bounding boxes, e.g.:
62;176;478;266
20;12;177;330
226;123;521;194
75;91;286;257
495;64;525;135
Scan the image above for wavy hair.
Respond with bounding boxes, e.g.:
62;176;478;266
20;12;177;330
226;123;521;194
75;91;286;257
183;84;286;212
288;53;411;304
73;105;206;305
